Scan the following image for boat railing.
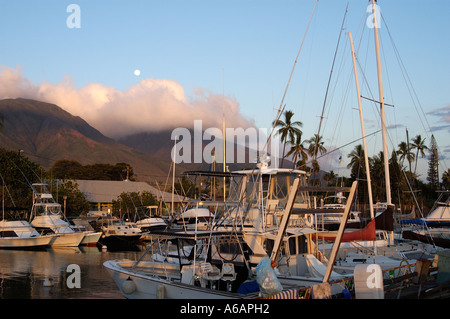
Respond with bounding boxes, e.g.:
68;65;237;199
134;235;181;281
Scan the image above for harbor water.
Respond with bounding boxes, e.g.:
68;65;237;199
0;245;144;299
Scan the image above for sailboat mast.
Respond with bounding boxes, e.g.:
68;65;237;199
372;0;391;205
171;136;177;215
222;70;226;200
348;31;376;254
348;32;374;218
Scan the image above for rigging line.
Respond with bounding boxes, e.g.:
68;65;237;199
327;51;355;152
321;27;352;152
264;0;318;153
328;9;371;158
381;13;432;139
297;129;381;170
0;173;16;207
5;155;38;195
238;1;319;217
381;13;449;175
354;27;419;171
314;2;349;159
378;25;399;144
383;20;449;175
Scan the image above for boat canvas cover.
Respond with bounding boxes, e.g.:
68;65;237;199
313;219;376;242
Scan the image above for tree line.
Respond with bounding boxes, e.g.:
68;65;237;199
0;147;148;217
50;160;135;181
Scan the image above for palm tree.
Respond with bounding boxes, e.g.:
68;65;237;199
310;159;321;185
396;141;415;169
323;170;337;186
411;135;428;176
273;110;303;167
307;134;327;159
285;132;308;169
347;144;366;180
306;134;326;184
370;151;386;202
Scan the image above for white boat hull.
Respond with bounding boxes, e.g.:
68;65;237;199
52;232;85;247
80;231;102;246
0;234;57;249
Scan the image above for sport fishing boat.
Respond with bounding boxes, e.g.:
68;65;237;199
0;219;58;249
29;184;86;247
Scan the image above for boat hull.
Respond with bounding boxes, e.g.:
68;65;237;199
0;234;57;249
403;230;450;249
103;260;243;299
80;231;102;246
52;232;85;247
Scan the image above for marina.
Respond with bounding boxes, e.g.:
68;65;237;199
0;0;449;303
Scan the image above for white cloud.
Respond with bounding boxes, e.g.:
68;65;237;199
0;66;255;138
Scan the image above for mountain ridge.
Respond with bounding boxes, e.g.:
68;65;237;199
0;98;174;181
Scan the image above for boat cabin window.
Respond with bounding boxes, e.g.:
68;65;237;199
288;235;307;255
264;239;275;256
0;231;18;237
264;235;307;257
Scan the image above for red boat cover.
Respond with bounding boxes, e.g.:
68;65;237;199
313;218;376;242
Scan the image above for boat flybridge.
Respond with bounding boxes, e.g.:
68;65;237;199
29;183;88;247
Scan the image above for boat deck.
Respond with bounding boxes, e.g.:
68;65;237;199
117;260;181;280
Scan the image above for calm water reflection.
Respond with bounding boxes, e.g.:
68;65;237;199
0;246;144;299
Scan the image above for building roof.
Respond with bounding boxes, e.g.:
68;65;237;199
75;180;185;203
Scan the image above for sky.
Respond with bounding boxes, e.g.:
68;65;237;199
0;0;449;181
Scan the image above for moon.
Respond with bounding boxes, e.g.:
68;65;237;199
134;69;141;76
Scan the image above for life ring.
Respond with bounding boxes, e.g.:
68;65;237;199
304;214;314;227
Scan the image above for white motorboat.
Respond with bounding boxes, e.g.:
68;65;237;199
134;206;167;236
173;206;215;230
0;219;58;249
71;218;102;246
103;230;254;299
135;217;167;232
79;230;102;246
97;217;142;249
29;184;86;247
31;214;85;247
